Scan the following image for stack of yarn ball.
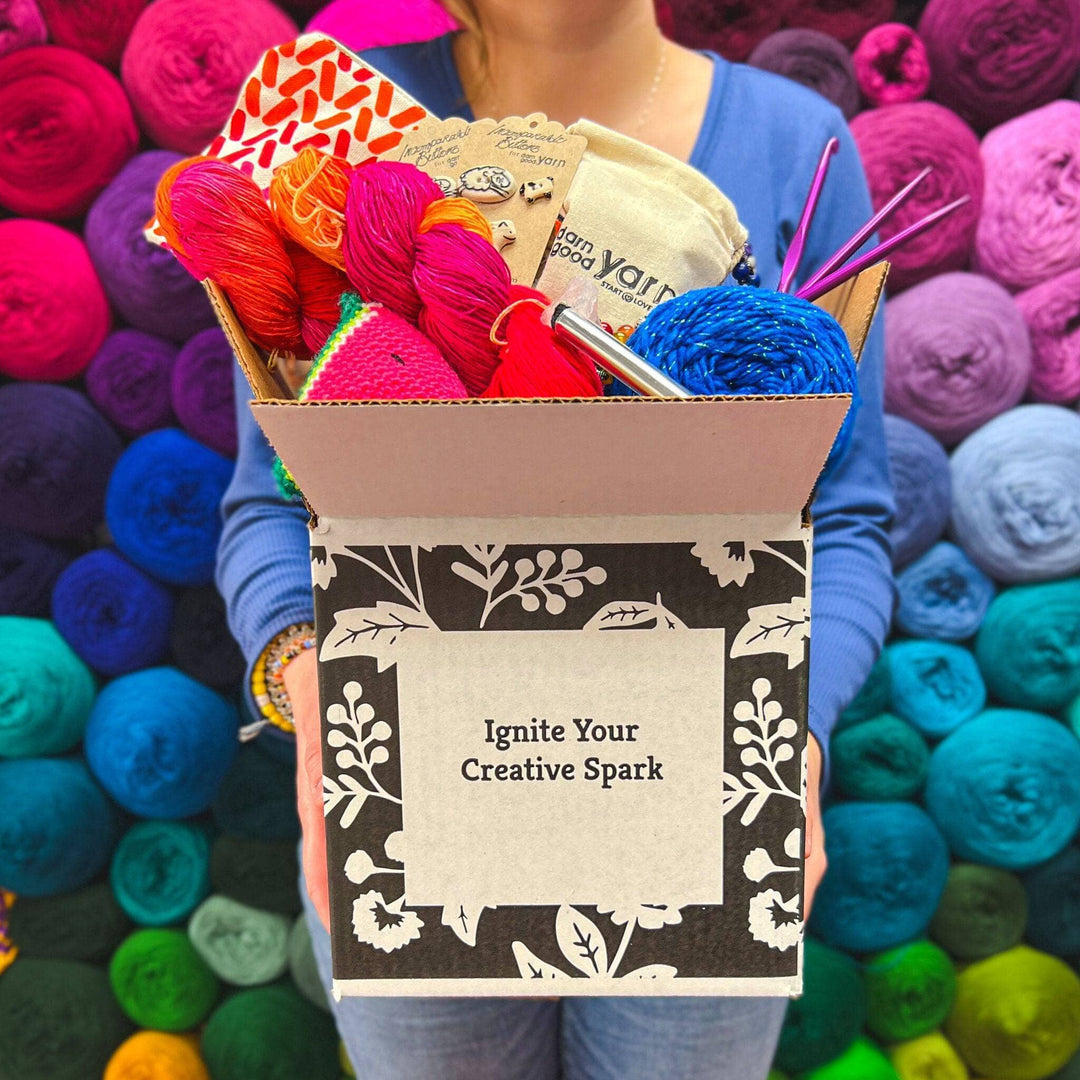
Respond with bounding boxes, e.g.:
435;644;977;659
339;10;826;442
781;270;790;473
0;2;344;1078
3;1;1080;1079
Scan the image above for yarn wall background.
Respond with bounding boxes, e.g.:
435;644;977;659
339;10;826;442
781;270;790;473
1;2;1079;1080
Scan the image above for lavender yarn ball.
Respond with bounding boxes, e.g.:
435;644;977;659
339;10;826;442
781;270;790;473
1016;269;1080;405
852;22;930;107
884;414;951;568
84;150;216;342
748;29;860;119
975;102;1080;293
172;329;238;458
949;405;1080;583
918;0;1080;131
884;272;1031;446
0;0;47;58
851;103;983;293
894;541;996;642
0;383;122;539
86;330;178;437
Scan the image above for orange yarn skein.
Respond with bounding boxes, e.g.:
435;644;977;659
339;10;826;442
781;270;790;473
269;148;352;270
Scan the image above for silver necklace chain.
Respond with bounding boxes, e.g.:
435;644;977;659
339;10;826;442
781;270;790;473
630;38;669;138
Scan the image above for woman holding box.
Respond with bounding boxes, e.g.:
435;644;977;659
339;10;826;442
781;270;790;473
218;1;895;1076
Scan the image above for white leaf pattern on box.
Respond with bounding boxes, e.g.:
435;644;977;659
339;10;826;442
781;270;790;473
583;593;687;631
692;539;807;588
440;902;494;947
512;941;569;980
555;905;609;977
730;597;810;670
747;889;802;952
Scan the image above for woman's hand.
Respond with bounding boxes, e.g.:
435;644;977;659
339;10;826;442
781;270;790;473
283;647;331;931
804;735;827;920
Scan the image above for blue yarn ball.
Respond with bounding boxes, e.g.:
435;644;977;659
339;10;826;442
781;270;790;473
0;757;118;897
617;286;860;465
894;541;997;642
105;429;233;587
84;667;238;819
884;414;952;569
925;709;1080;870
51;549;174;677
1023;848;1080;960
811;801;949;953
887;639;986;739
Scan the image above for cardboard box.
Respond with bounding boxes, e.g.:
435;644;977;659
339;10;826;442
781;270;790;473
213;264;886;998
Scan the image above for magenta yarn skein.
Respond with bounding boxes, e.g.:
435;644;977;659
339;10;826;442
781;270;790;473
121;0;296;155
0;0;47;59
852;23;930;106
86;330;178;437
918;0;1080;131
0;220;110;383
306;0;455;52
1016;270;1080;405
748;29;860;119
884;272;1031;446
975;102;1080;294
850;103;982;294
171;329;238;458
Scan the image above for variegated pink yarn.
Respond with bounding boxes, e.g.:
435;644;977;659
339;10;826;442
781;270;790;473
853;23;930;106
1016;270;1080;405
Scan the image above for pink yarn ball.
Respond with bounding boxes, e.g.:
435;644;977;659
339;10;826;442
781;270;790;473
852;23;930;106
306;0;456;52
121;0;297;154
974;101;1080;294
851;102;983;293
0;0;47;59
1016;270;1080;405
885;272;1031;446
0;220;110;382
918;0;1080;131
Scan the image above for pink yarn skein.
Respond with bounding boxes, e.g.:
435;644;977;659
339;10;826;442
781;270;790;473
975;101;1080;294
851;102;983;294
306;0;456;52
852;23;930;106
0;0;46;59
1016;270;1080;405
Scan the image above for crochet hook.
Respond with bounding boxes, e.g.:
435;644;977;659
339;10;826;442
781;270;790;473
799;165;933;296
777;137;840;294
797;194;971;303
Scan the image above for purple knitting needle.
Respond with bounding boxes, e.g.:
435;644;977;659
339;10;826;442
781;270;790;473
799;165;933;295
797;195;971;302
777;136;839;294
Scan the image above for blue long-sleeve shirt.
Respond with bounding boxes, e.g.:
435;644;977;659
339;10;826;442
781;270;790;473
217;36;896;752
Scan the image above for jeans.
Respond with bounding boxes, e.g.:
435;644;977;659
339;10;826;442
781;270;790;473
301;882;787;1079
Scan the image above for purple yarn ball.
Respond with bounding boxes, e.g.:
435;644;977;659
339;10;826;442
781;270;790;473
0;526;72;617
885;272;1031;446
84;150;216;342
85;329;178;437
748;28;860;119
171;328;237;458
0;0;47;58
885;413;952;569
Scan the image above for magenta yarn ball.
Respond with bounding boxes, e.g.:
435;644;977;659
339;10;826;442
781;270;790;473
884;272;1031;446
121;0;297;154
1016;270;1080;405
779;0;896;48
306;0;455;52
975;101;1080;294
0;0;47;59
852;23;930;106
0;220;110;382
918;0;1080;131
850;102;982;294
36;0;147;68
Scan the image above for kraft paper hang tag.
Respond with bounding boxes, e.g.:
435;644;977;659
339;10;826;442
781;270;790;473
395;114;587;286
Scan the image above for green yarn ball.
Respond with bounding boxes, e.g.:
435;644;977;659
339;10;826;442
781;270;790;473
837;653;892;729
0;616;96;757
288;914;331;1012
865;939;957;1042
775;938;865;1074
109;928;220;1031
187;895;291;987
200;985;340;1080
8;881;131;963
929;862;1028;961
801;1037;900;1080
0;958;132;1080
946;946;1080;1080
110;820;211;926
889;1032;968;1080
209;835;301;917
768;1072;790;1080
831;713;929;800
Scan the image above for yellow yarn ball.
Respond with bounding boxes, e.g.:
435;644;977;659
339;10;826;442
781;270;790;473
105;1031;209;1080
889;1031;969;1080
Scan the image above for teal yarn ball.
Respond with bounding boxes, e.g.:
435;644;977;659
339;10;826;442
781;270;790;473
864;939;957;1042
810;802;949;953
976;578;1080;713
831;713;929;800
0;756;117;897
0;616;95;757
84;666;238;819
837;652;892;730
110;821;211;926
775;937;866;1074
187;895;291;987
925;709;1080;870
1023;848;1080;959
929;862;1028;961
886;639;986;738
